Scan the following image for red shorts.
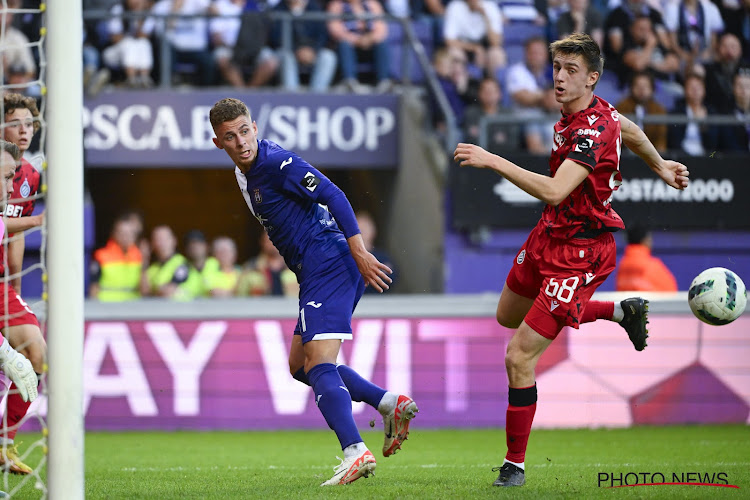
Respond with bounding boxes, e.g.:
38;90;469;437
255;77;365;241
506;224;616;340
0;283;39;328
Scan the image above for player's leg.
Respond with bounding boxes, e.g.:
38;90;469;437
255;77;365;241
496;283;536;329
296;265;377;486
0;323;44;475
580;298;650;351
493;318;553;488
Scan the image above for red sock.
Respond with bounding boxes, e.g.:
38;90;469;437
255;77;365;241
505;385;537;464
2;384;32;441
580;301;614;324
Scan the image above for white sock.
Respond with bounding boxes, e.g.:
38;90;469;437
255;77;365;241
343;442;368;459
503;458;524;471
377;392;398;415
612;302;624;322
0;437;14;446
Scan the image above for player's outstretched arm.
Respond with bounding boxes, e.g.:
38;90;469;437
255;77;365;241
453;143;589;206
619;114;689;190
347;234;393;293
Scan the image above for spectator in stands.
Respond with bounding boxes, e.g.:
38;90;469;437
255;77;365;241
184;229;215;296
89;214;143;301
356;211;398;293
0;7;37;90
327;0;391;92
556;0;603;47
616;224;678;292
667;73;720;155
144;0;217;86
209;0;279;87
271;0;337;91
203;236;241;297
663;0;724;75
704;33;745;112
442;0;506;78
143;225;201;300
722;0;750;64
616;14;680;87
506;36;558;153
604;0;671;85
721;68;750;152
237;231;298;297
101;0;155;88
432;47;475;132
464;77;521;152
616;71;668;152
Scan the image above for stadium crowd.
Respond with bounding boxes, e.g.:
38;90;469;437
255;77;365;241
87;210;396;300
74;0;750;155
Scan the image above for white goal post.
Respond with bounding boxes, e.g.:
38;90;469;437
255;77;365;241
47;1;85;498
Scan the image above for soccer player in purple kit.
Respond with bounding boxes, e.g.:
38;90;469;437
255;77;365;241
209;98;418;486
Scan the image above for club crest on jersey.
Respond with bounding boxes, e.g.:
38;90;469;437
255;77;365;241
301;172;320;192
253;188;262;204
552;133;565;151
19;179;30;198
517;249;526;264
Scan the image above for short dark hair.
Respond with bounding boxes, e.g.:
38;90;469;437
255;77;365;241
549;32;604;89
629;70;654;91
3;93;41;133
209;98;251;130
0;139;21;162
626;224;650;245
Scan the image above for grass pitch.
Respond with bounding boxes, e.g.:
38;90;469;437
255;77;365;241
7;425;750;499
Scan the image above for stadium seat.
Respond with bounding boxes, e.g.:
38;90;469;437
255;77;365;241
503;22;546;46
387;20;434;83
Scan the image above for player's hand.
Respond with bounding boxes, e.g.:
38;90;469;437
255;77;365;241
347;235;392;292
657;160;689;190
454;143;496;169
356;251;393;293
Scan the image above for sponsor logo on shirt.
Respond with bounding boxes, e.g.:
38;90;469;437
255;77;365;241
577;128;602;138
585;272;596;285
280;157;292;170
550;300;560;312
307;301;322;308
517;249;526;264
587;114;599;126
301;172;320;192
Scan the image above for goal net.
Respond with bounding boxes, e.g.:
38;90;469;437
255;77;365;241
1;1;84;498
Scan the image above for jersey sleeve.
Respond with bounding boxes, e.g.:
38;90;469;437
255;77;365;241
278;153;334;203
566;113;612;171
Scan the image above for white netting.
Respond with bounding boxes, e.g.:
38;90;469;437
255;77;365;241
0;0;48;497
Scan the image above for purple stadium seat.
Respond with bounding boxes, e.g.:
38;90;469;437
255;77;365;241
503;22;546;45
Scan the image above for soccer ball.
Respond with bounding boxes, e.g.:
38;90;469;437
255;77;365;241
688;267;747;325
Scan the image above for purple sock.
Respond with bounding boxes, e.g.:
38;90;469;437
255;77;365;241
307;363;362;450
336;364;386;408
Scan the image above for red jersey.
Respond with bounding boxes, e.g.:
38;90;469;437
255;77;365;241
542;96;625;239
5;158;40;219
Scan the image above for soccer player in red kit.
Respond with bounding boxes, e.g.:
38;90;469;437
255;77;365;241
2;94;43;293
0;94;45;475
454;33;689;487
